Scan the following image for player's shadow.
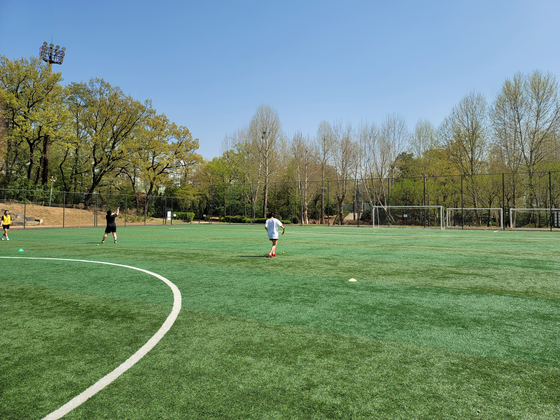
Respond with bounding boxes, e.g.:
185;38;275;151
238;255;270;258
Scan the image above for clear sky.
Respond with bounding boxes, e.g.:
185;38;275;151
2;0;560;161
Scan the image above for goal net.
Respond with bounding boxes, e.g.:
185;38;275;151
509;208;560;229
371;206;444;229
446;208;503;229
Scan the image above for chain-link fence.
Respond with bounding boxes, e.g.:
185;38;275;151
2;170;560;230
200;171;560;230
0;189;207;228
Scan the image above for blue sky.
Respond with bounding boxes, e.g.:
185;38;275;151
2;0;560;160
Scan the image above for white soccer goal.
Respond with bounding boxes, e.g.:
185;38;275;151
371;205;444;229
509;208;560;229
446;208;504;229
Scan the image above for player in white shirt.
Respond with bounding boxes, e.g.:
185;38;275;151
264;212;285;258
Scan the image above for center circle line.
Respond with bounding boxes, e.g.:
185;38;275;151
0;257;182;420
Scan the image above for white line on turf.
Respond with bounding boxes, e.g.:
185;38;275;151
0;257;182;420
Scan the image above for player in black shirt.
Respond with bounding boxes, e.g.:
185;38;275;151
101;207;120;244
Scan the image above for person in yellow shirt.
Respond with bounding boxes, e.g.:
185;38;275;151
1;210;11;241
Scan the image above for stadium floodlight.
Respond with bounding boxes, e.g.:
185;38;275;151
371;205;444;230
38;40;66;185
39;41;66;68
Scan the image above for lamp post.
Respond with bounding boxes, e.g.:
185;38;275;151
38;42;66;186
49;176;57;207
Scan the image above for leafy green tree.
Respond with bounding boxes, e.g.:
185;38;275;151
59;82;91;193
124;112;202;215
127;113;200;192
0;56;69;187
67;78;150;208
199;155;237;218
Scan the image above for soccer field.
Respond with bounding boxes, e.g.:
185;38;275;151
1;224;559;419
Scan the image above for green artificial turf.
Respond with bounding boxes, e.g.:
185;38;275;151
1;224;559;419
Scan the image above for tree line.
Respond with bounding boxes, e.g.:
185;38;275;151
0;56;202;211
200;71;560;223
2;56;560;221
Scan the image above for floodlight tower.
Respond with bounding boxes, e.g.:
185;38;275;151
39;42;66;71
38;41;66;185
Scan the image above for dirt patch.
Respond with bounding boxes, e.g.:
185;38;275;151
1;203;162;228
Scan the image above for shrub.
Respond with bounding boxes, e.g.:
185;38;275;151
175;212;195;222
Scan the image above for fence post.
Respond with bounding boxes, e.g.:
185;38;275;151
327;181;330;226
95;192;99;227
423;176;427;228
549;171;553;232
290;187;297;223
243;183;247;220
387;178;391;227
321;179;324;225
23;189;26;229
356;180;360;228
502;173;505;230
461;175;464;229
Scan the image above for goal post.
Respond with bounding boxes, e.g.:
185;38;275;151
371;205;444;229
509;208;560;229
446;208;504;229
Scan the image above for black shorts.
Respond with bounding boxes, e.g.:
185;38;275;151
2;225;9;230
105;226;116;233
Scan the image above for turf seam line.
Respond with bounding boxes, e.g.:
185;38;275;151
0;257;182;420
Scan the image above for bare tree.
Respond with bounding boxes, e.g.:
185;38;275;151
359;121;383;210
411;119;440;178
331;121;358;224
290;132;317;224
379;114;410;181
230;127;261;219
492;70;560;208
247;104;282;217
359;115;409;210
439;92;488;209
315;121;335;223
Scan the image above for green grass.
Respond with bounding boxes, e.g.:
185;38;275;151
1;224;559;419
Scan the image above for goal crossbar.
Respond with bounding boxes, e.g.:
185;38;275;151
371;205;444;229
446;207;504;229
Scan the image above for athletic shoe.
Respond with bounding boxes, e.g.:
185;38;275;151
268;253;273;258
272;253;276;256
1;237;3;240
101;241;105;244
6;237;9;241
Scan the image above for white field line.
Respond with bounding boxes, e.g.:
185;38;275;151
0;257;182;420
